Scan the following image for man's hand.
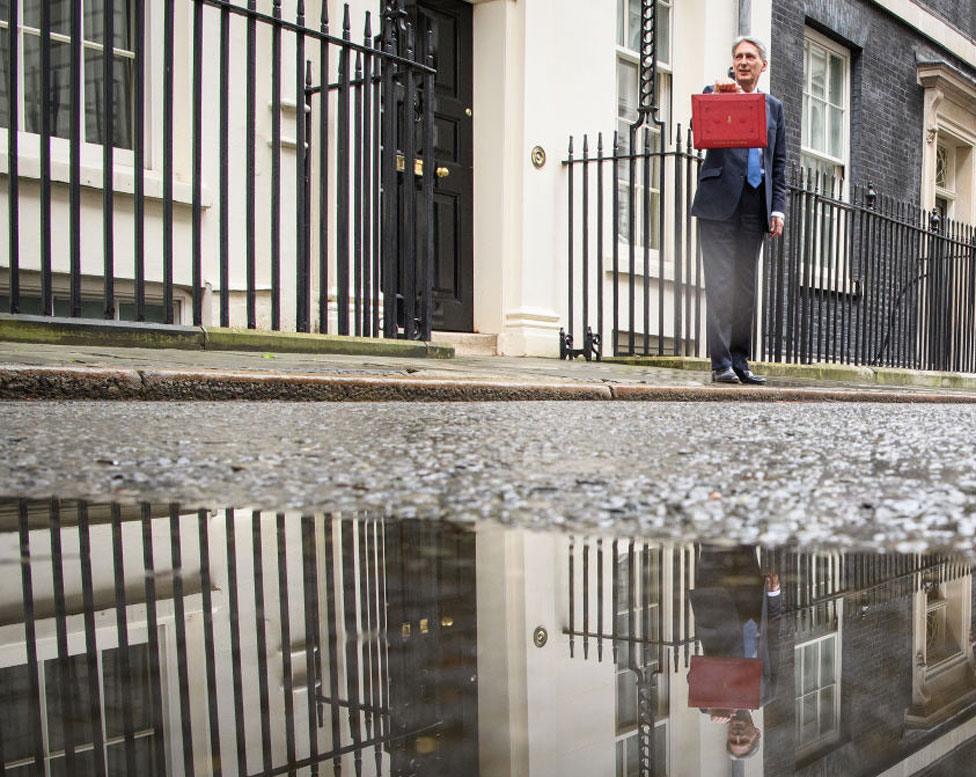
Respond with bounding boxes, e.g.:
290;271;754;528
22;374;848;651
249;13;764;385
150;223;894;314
713;78;742;93
709;709;734;724
769;216;784;238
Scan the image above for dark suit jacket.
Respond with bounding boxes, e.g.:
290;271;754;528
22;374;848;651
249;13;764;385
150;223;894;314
690;90;787;226
689;547;783;708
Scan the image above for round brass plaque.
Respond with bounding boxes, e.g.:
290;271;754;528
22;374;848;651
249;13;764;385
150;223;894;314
532;626;548;648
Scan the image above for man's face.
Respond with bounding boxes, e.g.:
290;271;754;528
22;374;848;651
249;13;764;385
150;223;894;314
733;41;767;91
727;714;759;757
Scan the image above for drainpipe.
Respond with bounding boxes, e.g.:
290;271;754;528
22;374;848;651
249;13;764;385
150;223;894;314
738;0;751;35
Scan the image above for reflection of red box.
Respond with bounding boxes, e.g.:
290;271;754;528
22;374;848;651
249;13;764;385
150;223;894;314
687;655;763;710
691;93;767;149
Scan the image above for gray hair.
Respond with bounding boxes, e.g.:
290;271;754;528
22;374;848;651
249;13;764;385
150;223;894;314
732;35;769;63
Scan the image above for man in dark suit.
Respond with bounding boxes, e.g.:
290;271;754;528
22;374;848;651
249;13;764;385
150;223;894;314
689;545;783;759
691;36;787;385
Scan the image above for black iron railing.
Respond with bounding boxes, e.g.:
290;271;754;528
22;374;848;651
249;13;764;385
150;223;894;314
760;168;976;372
562;144;976;371
561;126;704;361
1;0;437;341
2;500;476;777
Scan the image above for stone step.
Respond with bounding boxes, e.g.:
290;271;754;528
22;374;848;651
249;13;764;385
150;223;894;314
430;331;498;357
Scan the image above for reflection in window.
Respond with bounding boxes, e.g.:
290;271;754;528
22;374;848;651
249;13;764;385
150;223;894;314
614;546;668;775
925;584;962;665
615;0;671;253
934;142;957;221
795;633;841;755
801;30;848;185
0;644;161;776
0;0;136;149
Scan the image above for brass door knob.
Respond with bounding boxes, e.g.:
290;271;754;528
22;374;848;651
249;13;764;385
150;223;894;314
436;166;450;179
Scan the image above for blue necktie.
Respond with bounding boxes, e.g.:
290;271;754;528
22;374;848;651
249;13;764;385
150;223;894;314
747;148;762;188
743;618;758;658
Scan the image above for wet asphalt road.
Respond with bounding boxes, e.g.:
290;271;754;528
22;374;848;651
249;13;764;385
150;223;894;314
2;400;975;553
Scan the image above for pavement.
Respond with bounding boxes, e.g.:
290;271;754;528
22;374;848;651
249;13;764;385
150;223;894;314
3;399;976;553
4;338;976;402
4;329;976;549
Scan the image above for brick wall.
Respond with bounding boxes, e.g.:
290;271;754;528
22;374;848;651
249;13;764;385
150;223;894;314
765;597;917;777
769;0;976;205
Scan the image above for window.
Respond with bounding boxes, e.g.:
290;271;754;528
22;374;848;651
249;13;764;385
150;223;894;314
801;30;849;186
616;0;672;251
795;633;841;755
925;583;963;665
614;546;668;776
0;644;162;776
934;141;966;222
0;0;136;149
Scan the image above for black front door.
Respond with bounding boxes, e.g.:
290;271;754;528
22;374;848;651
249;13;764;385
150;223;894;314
385;520;478;776
409;0;474;332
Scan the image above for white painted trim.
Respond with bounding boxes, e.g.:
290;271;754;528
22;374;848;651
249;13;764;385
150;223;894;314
867;0;976;63
878;714;976;777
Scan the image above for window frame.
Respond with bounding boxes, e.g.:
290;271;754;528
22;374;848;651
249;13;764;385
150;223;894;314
0;0;143;169
794;631;843;758
612;545;668;777
935;141;957;221
800;28;850;187
0;621;165;777
614;0;673;257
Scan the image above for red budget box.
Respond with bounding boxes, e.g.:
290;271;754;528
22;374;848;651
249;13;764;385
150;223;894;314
691;92;767;149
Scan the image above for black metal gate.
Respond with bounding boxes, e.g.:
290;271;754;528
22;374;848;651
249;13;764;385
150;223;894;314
1;0;437;341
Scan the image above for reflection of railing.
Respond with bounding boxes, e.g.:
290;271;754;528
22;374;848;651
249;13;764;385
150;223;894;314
565;543;974;666
564;538;698;672
1;499;469;777
760;548;972;625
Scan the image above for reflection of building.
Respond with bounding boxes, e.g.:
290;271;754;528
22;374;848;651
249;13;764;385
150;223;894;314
0;501;478;777
553;538;976;777
5;503;976;777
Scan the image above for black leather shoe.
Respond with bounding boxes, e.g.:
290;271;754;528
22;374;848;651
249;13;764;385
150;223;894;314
733;366;767;385
711;367;740;384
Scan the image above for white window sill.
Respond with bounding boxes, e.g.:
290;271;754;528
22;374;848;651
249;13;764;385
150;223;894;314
607;243;704;287
0;153;211;209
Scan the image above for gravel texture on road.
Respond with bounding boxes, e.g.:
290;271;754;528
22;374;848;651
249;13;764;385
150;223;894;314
2;401;975;553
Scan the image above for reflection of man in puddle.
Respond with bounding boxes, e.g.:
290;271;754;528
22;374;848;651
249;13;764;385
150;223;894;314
689;545;782;759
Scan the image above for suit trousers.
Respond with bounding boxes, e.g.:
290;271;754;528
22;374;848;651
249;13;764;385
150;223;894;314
698;182;767;371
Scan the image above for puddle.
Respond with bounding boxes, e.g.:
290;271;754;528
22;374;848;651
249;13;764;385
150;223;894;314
1;499;975;775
